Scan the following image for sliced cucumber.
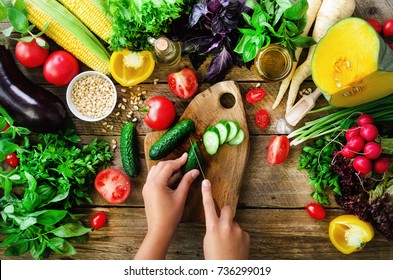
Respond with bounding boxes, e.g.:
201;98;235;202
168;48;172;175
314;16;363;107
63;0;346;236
215;120;230;145
203;126;221;155
225;120;240;143
228;129;245;146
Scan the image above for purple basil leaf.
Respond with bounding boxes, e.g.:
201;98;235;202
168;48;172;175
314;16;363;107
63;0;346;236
212;15;225;35
204;46;233;84
189;3;208;27
208;0;224;13
183;36;215;54
206;36;223;53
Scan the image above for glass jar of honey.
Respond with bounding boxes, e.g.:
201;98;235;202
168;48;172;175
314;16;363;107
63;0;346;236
254;44;293;82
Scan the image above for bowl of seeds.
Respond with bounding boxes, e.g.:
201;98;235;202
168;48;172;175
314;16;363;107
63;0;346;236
66;71;117;122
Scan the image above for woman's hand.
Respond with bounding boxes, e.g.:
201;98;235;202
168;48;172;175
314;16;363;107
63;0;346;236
202;179;250;260
134;153;199;259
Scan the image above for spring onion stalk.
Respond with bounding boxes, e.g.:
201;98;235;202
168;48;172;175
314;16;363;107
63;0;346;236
288;95;393;145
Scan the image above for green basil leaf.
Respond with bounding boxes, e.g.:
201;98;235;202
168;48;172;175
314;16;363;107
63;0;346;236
4;204;14;214
36;184;55;203
284;0;308;20
0;139;18;160
22;192;41;212
241;12;252;26
35;37;48;48
264;0;275;14
17;36;34;43
245;0;258;10
4;241;29;256
20;216;37;230
52;222;91;238
48;237;76;256
242;40;260;63
33;209;68;226
291;35;316;48
1;1;13;8
234;34;252;54
286;21;299;36
13;0;27;16
29;240;47;260
238;28;257;36
7;7;28;33
0;233;20;247
47;188;70;204
0;4;7;22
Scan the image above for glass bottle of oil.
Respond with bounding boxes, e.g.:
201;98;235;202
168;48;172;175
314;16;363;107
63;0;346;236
254;44;293;82
148;36;182;66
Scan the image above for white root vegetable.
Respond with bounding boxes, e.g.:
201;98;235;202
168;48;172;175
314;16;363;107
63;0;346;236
285;0;356;113
272;0;322;110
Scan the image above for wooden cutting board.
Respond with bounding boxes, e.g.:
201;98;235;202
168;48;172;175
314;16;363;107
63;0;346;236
144;80;250;222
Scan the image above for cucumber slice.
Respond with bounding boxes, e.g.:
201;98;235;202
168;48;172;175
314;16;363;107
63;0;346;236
215;120;230;145
203;126;221;155
225;120;240;143
228;129;245;146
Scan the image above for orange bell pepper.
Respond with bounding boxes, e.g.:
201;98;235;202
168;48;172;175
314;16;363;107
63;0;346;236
110;49;155;87
329;214;374;254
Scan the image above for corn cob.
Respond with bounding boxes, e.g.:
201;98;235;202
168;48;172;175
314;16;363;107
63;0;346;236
25;0;110;74
58;0;111;42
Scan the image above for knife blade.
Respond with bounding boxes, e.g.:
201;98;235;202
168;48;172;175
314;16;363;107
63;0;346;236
189;139;206;180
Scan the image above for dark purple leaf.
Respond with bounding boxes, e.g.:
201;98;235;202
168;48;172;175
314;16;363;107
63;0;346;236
204;46;233;84
211;15;225;35
189;52;208;69
189;3;208;27
207;0;224;13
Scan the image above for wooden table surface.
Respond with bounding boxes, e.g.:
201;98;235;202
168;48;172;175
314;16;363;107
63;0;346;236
1;0;393;260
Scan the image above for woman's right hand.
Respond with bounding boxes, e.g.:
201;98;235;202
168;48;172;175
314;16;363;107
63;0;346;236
201;179;250;260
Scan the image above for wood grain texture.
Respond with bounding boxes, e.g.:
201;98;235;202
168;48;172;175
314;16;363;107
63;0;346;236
144;81;250;221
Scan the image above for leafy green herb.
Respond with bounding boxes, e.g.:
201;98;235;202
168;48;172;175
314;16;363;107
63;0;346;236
0;109;113;259
234;0;316;62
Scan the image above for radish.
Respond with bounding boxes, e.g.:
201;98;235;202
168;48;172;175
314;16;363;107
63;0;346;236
340;146;356;158
353;155;372;174
360;124;379;141
345;126;360;141
346;135;365;152
373;157;391;174
357;114;374;126
363;142;382;159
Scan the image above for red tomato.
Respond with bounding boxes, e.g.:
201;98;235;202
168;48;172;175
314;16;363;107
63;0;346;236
256;109;269;129
306;203;326;220
144;96;176;130
366;19;382;34
167;68;198;99
43;50;79;86
383;19;393;37
94;168;131;204
267;135;290;164
15;37;49;68
6;153;19;168
90;211;107;230
246;88;266;103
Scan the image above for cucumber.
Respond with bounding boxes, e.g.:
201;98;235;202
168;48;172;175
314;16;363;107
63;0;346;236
120;122;139;177
203;126;221;155
149;119;195;160
215;120;230;145
228;128;245;146
182;140;203;173
225;120;240;143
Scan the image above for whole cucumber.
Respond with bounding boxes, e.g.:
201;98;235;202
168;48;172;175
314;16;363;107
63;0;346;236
149;119;195;160
0;45;67;133
120;122;139;177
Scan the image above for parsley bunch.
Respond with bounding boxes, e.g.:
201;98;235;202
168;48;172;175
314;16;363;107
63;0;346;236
0;109;113;259
234;0;316;62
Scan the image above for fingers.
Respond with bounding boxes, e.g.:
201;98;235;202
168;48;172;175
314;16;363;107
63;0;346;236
219;205;233;222
167;170;182;186
156;153;188;180
201;179;218;226
176;169;200;199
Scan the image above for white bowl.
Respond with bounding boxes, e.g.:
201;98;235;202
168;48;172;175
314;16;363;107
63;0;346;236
66;71;117;122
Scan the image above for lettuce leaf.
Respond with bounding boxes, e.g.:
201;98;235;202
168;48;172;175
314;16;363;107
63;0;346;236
102;0;194;51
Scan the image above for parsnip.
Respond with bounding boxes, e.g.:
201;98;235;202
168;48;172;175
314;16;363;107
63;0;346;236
272;0;322;110
285;0;356;113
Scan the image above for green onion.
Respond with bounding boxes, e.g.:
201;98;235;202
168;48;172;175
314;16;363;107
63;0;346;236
288;94;393;145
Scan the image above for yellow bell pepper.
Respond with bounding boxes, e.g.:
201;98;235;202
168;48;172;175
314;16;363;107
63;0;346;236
110;49;155;86
329;214;374;254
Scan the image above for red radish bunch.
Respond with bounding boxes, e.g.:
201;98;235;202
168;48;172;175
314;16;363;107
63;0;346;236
339;114;390;175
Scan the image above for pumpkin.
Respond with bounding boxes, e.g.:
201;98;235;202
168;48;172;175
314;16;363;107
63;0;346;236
311;17;393;107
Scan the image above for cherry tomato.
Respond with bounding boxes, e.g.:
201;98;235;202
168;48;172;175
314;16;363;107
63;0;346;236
366;19;382;34
167;68;198;99
306;203;326;220
43;50;79;86
15;37;49;68
143;96;176;130
246;88;266;103
383;19;393;37
5;153;19;168
90;211;107;230
266;135;290;165
256;109;269;129
94;168;131;204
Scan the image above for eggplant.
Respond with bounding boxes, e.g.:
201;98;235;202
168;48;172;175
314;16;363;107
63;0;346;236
0;44;67;133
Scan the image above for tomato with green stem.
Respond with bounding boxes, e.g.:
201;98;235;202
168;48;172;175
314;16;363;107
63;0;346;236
267;136;290;164
15;37;49;68
142;96;176;131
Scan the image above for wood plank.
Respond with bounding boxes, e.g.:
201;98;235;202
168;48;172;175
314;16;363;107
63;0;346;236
1;208;392;260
